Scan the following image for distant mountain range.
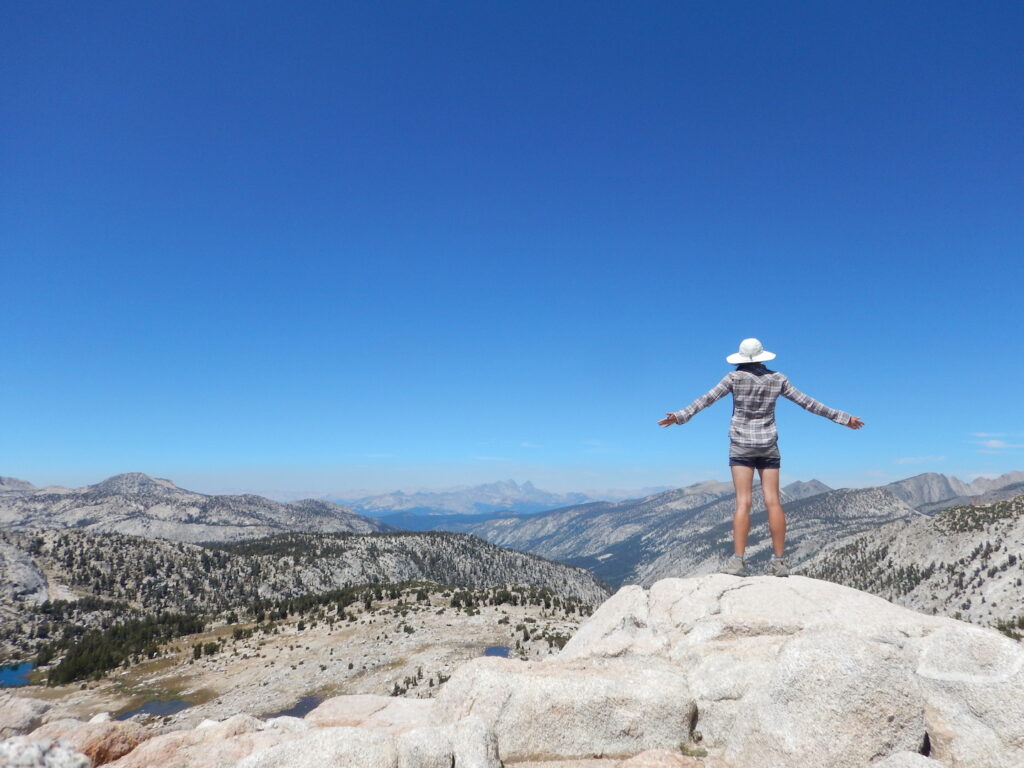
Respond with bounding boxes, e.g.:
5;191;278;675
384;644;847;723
451;472;1024;591
3;468;1022;633
454;478;847;586
881;470;1024;508
336;479;599;523
338;472;1024;530
0;474;614;663
0;472;391;543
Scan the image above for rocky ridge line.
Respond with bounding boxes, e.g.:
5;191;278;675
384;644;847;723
0;473;389;544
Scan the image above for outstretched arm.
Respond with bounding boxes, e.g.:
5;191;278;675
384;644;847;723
659;374;732;427
780;378;861;427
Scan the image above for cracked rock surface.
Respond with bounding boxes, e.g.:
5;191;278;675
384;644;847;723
559;574;1023;768
5;574;1022;768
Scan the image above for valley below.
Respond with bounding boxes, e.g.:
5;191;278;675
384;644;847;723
2;469;1023;764
15;582;584;731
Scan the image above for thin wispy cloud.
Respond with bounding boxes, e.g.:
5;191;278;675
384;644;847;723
972;432;1007;438
975;439;1024;451
519;442;542;449
473;455;509;462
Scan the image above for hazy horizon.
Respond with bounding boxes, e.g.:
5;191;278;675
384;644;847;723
6;464;1019;504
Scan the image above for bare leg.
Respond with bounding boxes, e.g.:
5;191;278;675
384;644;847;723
759;467;786;557
730;465;755;556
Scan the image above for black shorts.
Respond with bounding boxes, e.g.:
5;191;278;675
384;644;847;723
729;455;781;470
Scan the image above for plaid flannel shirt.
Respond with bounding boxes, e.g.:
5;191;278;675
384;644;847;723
673;370;851;449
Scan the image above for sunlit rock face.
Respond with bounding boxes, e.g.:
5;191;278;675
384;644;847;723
556;574;1023;768
5;574;1022;768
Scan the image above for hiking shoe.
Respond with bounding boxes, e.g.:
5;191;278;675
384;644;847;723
722;556;749;577
769;557;790;577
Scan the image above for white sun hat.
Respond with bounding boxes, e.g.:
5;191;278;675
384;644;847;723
726;338;776;364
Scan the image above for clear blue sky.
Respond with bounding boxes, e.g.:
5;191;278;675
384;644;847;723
3;2;1022;497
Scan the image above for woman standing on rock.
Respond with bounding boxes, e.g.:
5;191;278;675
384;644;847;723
657;338;863;577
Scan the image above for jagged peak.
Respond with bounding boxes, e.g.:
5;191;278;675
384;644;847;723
478;479;524;491
893;471;951;481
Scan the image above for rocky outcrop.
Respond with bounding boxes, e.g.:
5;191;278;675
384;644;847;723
5;574;1022;767
559;575;1022;768
434;656;694;762
0;696;52;738
101;714;305;768
234;717;497;768
29;717;148;765
0;736;90;768
0;540;48;606
874;754;951;768
621;751;705;768
303;695;434;730
98;705;499;768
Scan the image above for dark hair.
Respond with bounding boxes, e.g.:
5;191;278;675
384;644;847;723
736;361;774;375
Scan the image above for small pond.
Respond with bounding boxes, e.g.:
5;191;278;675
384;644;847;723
0;662;35;687
262;695;322;719
115;699;193;720
483;645;510;657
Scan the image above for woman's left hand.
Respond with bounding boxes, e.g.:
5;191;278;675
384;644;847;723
658;413;678;427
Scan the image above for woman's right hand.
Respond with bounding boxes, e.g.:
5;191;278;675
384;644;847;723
658;413;678;427
846;416;865;429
